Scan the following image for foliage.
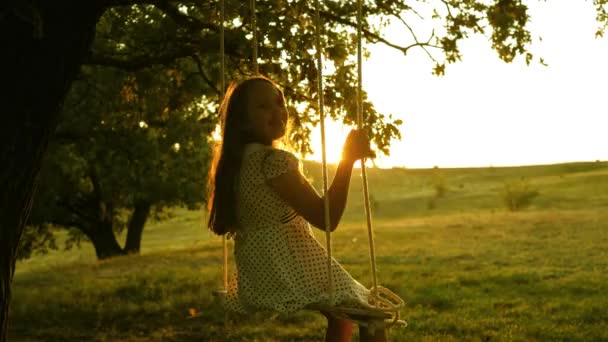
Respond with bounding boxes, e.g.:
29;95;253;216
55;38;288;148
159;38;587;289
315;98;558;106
501;178;539;211
16;225;57;261
84;0;570;156
594;0;608;38
24;55;214;258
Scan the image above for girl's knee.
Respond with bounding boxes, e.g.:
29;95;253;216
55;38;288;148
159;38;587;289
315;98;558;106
338;319;354;331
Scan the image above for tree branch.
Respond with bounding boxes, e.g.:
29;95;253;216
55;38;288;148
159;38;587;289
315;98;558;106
384;8;439;62
56;200;94;233
153;1;217;32
52;130;87;143
102;0;219;32
104;0;203;9
319;9;440;56
85;46;197;70
190;54;220;95
86;29;245;71
26;226;56;251
48;216;88;233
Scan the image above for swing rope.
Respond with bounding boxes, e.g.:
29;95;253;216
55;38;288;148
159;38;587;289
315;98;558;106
218;0;258;301
355;0;379;298
313;0;406;329
219;0;259;297
313;0;380;302
215;0;405;330
219;0;260;294
313;0;334;307
250;0;259;74
219;0;230;329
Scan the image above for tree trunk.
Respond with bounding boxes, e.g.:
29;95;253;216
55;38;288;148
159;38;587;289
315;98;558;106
0;2;100;341
124;201;152;254
87;223;126;260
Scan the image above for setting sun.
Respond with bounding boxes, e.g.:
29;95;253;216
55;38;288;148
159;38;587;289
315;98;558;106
306;119;349;165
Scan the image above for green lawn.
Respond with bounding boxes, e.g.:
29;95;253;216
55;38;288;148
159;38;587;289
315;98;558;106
10;161;608;341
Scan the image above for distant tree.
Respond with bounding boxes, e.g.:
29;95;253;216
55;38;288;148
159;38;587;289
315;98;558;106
3;1;607;340
432;166;447;198
428;166;447;209
22;64;213;259
501;178;539;211
16;17;217;258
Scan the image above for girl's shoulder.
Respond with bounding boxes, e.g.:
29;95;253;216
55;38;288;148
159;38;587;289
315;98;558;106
245;144;300;179
245;143;297;161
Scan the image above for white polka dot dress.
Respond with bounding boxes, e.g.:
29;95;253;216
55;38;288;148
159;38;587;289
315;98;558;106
223;143;373;314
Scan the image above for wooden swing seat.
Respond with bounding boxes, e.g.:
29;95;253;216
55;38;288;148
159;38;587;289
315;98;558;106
211;288;407;329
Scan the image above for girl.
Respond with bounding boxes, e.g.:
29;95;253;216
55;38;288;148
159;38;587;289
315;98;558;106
207;75;387;342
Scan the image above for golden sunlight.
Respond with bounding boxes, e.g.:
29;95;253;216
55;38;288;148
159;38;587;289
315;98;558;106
306;2;608;169
307;119;349;165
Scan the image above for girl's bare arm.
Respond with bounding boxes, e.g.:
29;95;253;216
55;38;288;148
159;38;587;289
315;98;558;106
267;129;371;231
266;158;355;231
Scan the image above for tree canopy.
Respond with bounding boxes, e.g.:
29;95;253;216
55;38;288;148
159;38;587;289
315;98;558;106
17;0;560;259
84;0;579;154
85;0;608;149
22;61;213;259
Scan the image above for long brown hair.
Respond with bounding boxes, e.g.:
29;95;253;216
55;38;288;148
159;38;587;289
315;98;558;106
207;75;283;236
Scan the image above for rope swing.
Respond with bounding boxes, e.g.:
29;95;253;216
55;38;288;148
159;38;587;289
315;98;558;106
312;0;406;332
215;0;405;333
218;0;229;329
218;0;259;301
250;0;259;74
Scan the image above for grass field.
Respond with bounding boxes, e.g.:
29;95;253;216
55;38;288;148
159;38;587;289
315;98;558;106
10;161;608;341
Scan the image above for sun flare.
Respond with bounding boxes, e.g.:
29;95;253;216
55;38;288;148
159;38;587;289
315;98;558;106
306;120;349;165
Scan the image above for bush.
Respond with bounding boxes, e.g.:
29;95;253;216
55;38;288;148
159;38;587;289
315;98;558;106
501;178;539;211
432;166;448;197
427;167;447;210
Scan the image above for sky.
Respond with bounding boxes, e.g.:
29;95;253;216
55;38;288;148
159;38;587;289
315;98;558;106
307;2;608;169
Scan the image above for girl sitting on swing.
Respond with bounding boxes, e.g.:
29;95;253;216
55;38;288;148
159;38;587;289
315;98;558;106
207;75;387;342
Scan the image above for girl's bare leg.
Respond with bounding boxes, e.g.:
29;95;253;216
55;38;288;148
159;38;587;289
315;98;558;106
321;311;353;342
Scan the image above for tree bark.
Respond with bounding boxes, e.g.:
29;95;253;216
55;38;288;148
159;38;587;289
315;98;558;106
0;2;101;341
124;201;152;254
86;198;126;259
87;223;126;260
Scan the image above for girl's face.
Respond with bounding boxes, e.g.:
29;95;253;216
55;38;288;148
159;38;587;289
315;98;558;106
245;80;288;145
